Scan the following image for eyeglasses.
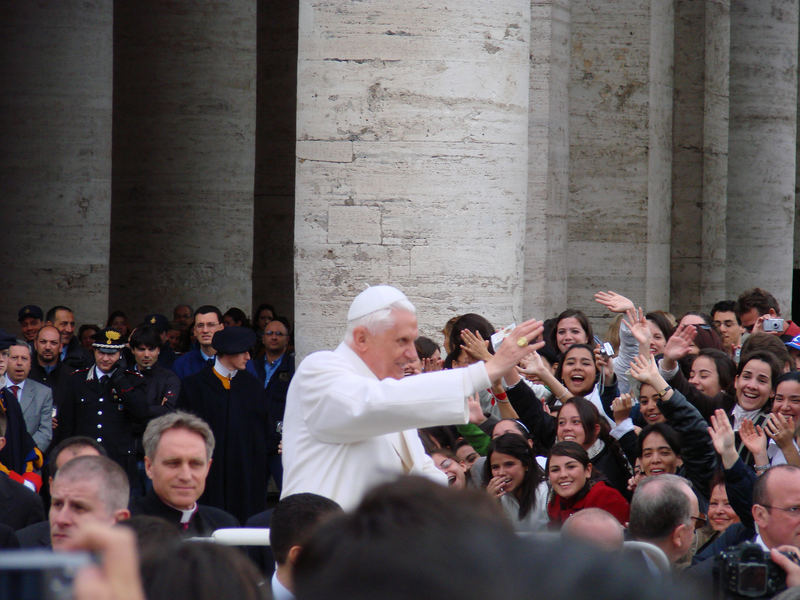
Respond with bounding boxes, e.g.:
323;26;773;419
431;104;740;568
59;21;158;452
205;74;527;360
264;331;287;337
690;515;707;530
760;504;800;515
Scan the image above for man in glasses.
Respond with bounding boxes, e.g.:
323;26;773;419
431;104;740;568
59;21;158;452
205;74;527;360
255;317;294;491
735;287;800;343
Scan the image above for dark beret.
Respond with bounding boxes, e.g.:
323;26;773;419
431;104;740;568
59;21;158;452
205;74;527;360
143;313;170;333
212;326;256;354
0;330;16;351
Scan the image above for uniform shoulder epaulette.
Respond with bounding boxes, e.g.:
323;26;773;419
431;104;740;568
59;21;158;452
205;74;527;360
125;369;144;379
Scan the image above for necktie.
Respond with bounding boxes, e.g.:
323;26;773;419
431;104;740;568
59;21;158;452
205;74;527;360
9;385;19;399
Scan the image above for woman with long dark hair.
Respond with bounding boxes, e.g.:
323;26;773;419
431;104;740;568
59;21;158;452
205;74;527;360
483;434;548;532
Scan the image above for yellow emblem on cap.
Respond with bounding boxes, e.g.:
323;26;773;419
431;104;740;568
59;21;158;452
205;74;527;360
105;330;121;344
23;308;30;315
150;317;157;324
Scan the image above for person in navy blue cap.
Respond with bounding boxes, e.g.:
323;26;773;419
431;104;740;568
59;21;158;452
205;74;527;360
18;305;43;350
177;326;270;523
786;334;800;370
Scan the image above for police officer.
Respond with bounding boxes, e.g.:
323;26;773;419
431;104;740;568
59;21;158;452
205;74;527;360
55;328;148;482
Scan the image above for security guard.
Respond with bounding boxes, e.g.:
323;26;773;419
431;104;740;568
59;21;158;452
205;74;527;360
55;328;148;482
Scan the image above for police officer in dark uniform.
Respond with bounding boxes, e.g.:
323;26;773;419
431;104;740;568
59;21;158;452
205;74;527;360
128;325;180;495
54;328;148;483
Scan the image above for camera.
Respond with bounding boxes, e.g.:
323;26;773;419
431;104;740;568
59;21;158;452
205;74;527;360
762;318;784;332
0;550;93;600
714;542;799;599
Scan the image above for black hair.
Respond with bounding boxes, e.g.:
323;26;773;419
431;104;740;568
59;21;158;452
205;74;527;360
554;344;598;392
449;313;495;356
414;336;440;360
484;434;545;520
45;305;73;323
736;288;781;319
711;301;740;325
549;310;593;353
637;423;682;459
270;493;343;565
737;350;783;389
130;325;162;349
223;307;251;328
46;435;107;479
106;310;128;330
644;311;675;343
193;305;223;321
692;349;736;395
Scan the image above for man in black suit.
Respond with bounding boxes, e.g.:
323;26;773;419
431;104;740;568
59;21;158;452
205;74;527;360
131;411;238;535
177;327;270;523
0;410;44;530
254;317;295;490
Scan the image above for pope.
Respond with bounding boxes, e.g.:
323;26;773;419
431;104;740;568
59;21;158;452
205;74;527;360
280;285;544;510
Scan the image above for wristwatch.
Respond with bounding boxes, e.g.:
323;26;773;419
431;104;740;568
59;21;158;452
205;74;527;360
656;385;671;400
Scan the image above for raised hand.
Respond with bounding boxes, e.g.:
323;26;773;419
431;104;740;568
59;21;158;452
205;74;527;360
467;393;486;425
484;319;545;384
594;291;635;314
460;329;493;362
629;354;659;386
518;351;548;379
765;413;796;448
611;393;633;425
663;324;697;362
594;344;615;381
740;419;768;466
622;307;652;353
708;409;738;468
422;356;444;373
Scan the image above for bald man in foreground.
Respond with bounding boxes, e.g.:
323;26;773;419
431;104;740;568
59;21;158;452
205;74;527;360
281;285;544;510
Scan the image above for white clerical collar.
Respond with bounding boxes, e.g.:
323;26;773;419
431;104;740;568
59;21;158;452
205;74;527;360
163;500;198;523
213;358;237;379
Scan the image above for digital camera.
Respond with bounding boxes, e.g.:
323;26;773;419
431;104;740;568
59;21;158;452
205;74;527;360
762;318;784;332
0;550;92;600
713;542;799;599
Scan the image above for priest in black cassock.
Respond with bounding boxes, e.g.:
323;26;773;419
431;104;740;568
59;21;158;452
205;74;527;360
177;327;270;523
131;411;238;535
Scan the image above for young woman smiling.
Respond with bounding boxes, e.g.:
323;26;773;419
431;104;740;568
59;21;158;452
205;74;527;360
546;442;629;527
484;434;549;532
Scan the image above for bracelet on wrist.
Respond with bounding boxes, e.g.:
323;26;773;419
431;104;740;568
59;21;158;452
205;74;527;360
754;464;770;473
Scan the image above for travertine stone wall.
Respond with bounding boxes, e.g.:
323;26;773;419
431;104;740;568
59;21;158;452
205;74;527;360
568;0;674;321
294;0;532;354
0;2;113;330
726;0;798;313
525;0;570;321
109;1;257;321
253;1;298;320
670;0;729;315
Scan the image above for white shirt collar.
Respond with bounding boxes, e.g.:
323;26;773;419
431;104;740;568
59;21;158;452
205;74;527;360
271;572;294;600
213;358;237;379
5;378;25;392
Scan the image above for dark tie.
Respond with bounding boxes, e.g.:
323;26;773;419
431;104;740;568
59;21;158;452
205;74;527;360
100;375;109;386
9;385;19;399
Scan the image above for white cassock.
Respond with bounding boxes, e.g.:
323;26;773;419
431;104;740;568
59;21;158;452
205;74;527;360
280;342;491;510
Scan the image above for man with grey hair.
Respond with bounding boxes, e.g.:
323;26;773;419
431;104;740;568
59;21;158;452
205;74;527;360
629;474;699;566
49;455;130;551
281;284;545;510
131;411;238;534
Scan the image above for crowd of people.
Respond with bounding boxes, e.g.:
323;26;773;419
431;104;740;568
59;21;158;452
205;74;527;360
3;285;800;598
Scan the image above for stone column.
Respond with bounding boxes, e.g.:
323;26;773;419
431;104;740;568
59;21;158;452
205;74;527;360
294;1;531;354
726;0;798;312
670;0;730;315
525;0;570;320
110;1;257;320
0;3;113;329
568;0;673;324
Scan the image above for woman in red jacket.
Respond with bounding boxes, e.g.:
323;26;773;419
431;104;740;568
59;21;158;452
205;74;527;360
547;441;629;527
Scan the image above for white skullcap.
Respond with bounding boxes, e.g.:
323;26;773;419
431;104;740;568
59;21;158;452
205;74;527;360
347;285;413;321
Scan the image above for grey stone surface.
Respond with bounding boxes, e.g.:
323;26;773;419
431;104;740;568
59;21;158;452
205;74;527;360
294;0;532;354
670;0;729;315
525;0;570;320
0;2;113;330
726;0;798;314
568;0;674;323
109;1;257;321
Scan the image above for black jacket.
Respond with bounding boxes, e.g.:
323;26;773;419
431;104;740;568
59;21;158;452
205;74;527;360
254;352;295;454
56;365;149;479
0;471;45;530
177;365;270;523
131;488;239;536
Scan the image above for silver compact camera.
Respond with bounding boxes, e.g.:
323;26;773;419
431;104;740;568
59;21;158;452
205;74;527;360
0;550;93;600
762;318;784;332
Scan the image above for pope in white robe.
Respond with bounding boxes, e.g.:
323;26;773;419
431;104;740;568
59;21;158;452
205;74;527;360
281;285;544;511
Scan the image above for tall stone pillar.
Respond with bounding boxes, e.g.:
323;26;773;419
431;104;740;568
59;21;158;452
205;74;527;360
525;0;570;320
670;0;730;315
110;2;257;321
294;1;531;354
568;0;674;322
727;0;798;312
0;3;113;329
